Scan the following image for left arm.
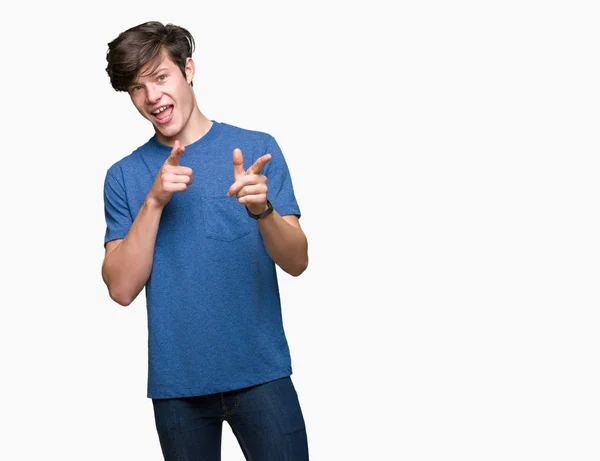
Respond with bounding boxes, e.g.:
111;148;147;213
227;148;308;276
256;211;308;276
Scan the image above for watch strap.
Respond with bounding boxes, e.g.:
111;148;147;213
246;200;274;220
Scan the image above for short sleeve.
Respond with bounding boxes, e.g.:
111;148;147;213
263;136;301;218
103;165;133;246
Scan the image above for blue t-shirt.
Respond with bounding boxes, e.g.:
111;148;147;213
103;121;301;399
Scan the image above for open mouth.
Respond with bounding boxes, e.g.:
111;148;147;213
151;105;174;124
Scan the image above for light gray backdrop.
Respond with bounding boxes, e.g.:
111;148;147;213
1;1;598;460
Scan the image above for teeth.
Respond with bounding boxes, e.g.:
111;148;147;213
152;106;169;114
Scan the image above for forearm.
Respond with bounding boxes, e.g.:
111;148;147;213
258;211;308;276
102;198;164;305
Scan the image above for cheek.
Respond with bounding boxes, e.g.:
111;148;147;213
131;96;146;114
183;88;195;111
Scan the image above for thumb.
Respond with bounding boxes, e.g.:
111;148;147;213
165;140;185;166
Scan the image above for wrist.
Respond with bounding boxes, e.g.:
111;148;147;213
246;202;268;215
145;195;166;212
246;200;274;220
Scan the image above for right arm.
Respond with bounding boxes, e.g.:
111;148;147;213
102;198;164;306
101;141;191;306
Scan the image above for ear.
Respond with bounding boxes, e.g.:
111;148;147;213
185;57;195;85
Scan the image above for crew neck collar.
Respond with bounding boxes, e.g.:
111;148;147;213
149;120;222;154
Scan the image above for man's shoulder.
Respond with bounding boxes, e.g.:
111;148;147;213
105;137;155;175
217;121;275;144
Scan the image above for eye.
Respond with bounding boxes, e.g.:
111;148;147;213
130;85;143;94
157;74;167;82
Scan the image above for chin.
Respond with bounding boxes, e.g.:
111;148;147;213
156;124;181;139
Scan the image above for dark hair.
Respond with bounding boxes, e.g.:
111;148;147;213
106;21;195;92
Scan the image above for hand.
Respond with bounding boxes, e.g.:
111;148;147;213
227;148;271;215
148;140;193;208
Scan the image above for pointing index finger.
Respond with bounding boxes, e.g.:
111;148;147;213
246;154;272;175
233;148;245;178
165;140;185;166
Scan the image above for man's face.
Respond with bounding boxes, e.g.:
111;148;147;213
128;52;195;140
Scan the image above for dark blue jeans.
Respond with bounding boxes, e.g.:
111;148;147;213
152;376;309;460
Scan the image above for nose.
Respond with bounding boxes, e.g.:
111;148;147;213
145;84;162;105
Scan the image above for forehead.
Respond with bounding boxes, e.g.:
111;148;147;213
137;52;178;80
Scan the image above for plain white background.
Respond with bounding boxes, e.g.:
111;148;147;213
1;0;598;459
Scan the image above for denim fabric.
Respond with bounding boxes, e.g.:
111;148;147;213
152;376;309;460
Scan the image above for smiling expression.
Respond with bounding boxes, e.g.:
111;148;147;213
128;51;196;143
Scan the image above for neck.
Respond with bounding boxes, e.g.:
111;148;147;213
155;105;213;147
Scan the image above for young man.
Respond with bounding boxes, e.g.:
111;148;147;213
102;21;309;460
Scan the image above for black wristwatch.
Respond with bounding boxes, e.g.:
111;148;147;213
246;200;274;220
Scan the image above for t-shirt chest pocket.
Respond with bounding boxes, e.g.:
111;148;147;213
201;195;253;242
199;172;254;242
